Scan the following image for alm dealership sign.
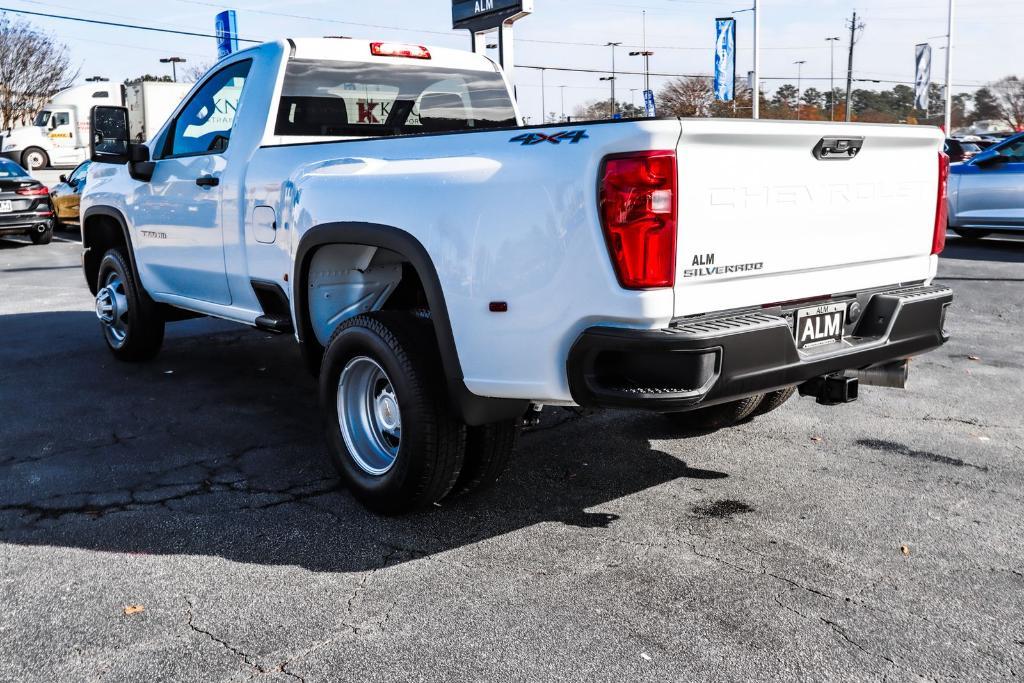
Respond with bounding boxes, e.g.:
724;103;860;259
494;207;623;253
453;0;534;30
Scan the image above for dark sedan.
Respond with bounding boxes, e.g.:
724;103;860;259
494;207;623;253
0;158;54;245
945;138;982;163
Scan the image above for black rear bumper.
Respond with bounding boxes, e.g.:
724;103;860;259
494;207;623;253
567;284;952;411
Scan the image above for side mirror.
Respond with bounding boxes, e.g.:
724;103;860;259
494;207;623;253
58;174;68;183
90;105;131;164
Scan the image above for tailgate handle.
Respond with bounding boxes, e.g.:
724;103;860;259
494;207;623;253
813;137;864;160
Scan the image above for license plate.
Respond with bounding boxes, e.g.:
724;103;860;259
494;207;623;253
794;303;846;349
0;200;11;213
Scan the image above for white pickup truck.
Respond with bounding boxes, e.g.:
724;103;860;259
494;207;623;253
81;38;953;513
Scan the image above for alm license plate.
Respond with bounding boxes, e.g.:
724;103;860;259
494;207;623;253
0;200;12;213
794;303;846;350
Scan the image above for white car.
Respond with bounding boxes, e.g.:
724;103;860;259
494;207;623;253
79;38;953;512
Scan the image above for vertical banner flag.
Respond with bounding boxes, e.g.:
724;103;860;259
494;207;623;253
644;89;657;118
914;43;932;111
714;18;737;102
215;10;239;59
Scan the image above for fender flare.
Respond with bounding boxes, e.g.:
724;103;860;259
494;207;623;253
81;206;141;295
294;222;527;426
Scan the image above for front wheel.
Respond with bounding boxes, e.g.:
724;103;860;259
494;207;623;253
95;249;165;361
21;147;49;171
320;312;466;514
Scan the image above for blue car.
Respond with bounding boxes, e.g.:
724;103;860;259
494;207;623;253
948;131;1024;240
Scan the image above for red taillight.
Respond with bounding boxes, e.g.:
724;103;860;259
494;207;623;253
15;185;48;196
599;151;677;289
933;151;949;255
370;42;431;59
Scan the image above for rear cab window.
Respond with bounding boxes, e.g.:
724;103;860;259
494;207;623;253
272;59;518;140
0;159;28;178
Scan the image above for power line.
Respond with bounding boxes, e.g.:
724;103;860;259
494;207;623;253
0;5;262;43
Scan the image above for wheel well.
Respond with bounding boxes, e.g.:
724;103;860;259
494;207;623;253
82;214;128;294
303;243;429;349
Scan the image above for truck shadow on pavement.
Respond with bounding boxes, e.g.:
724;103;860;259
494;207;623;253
942;235;1024;264
0;311;727;574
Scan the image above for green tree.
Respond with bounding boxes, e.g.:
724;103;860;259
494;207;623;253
970;87;1003;123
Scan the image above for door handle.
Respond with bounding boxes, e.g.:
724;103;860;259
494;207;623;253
196;176;220;188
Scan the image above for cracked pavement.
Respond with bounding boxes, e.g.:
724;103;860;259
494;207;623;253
1;231;1022;681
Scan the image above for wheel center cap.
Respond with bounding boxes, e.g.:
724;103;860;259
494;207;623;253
375;394;400;431
95;287;116;324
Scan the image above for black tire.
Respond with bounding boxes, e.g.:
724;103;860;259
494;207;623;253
29;226;53;245
95;249;165;361
21;147;49;171
455;419;519;495
953;228;991;240
663;394;764;432
753;386;797;416
319;312;466;514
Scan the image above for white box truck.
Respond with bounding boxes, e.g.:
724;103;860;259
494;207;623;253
0;82;192;170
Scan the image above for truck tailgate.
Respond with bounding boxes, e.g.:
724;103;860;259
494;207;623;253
673;120;943;317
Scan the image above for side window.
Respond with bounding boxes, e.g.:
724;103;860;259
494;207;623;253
166;60;251;158
1000;138;1024;161
52;112;70;127
70;162;90;184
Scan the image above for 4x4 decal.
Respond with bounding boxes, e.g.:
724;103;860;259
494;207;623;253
510;130;589;146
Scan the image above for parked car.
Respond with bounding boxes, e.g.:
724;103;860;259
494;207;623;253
0;158;55;244
79;38;953;513
948;132;1024;239
50;160;91;230
945;138;981;163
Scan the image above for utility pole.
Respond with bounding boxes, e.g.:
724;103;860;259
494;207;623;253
560;85;567;122
794;60;806;120
605;42;622;118
826;36;841;121
160;56;186;83
944;0;955;132
844;12;864;122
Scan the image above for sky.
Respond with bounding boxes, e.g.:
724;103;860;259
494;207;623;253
3;0;1023;122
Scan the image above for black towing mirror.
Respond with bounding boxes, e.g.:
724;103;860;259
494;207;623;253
90;105;131;164
90;105;155;182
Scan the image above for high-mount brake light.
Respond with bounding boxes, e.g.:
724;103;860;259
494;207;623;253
932;151;949;255
15;185;49;196
598;151;678;289
370;42;431;60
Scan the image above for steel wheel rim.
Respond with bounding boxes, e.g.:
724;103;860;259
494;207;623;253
26;152;44;169
96;270;130;347
337;356;402;476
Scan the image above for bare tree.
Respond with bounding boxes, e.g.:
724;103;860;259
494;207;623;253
658;76;715;117
183;62;213;83
0;14;78;130
990;76;1024;130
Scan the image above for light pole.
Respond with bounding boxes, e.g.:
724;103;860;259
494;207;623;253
600;76;616;118
826;36;841;121
160;56;186;83
794;60;806;120
540;67;547;124
944;0;955;132
606;42;622;118
734;2;760;119
630;9;655;117
560;85;567;122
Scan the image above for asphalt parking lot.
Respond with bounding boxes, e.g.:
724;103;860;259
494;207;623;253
1;230;1022;682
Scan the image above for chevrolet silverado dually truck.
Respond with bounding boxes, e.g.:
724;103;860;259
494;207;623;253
80;38;953;513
